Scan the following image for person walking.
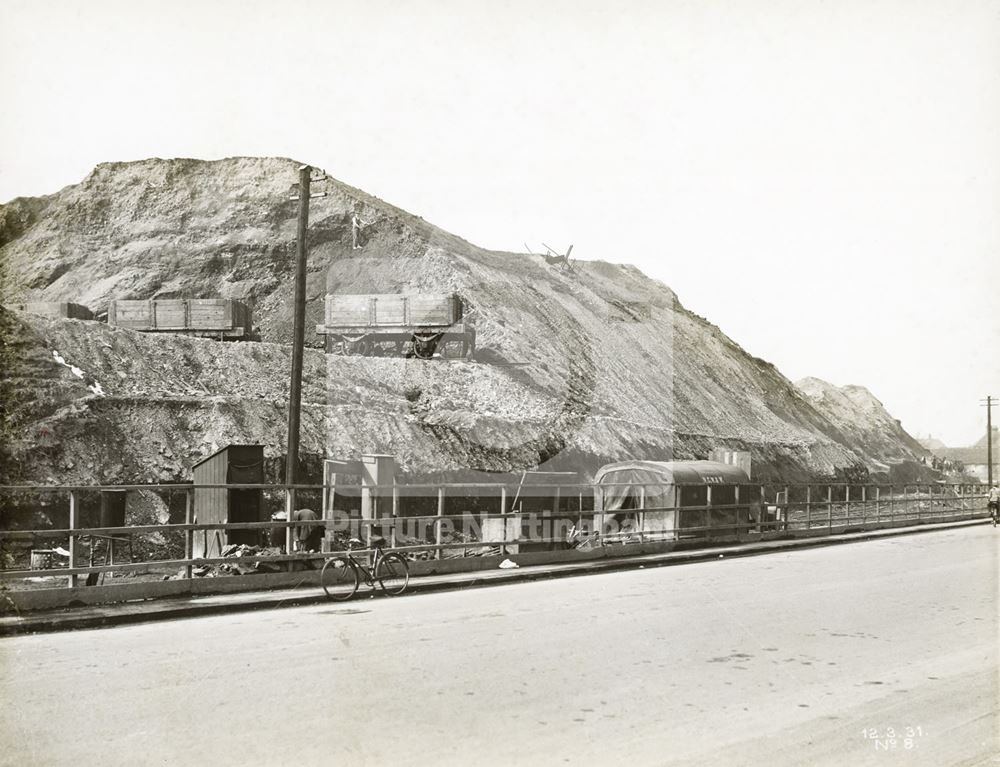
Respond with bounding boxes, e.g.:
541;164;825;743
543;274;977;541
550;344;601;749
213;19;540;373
988;484;1000;526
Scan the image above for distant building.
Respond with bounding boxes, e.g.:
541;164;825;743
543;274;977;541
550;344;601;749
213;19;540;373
936;427;1000;482
917;434;948;452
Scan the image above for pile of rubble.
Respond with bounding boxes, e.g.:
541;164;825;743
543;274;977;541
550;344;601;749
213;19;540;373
180;543;286;579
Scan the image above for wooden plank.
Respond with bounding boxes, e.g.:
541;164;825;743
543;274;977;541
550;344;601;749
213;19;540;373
193;448;228;558
326;295;372;326
188;299;230;330
153;300;188;329
408;294;456;325
109;300;153;328
372;295;406;325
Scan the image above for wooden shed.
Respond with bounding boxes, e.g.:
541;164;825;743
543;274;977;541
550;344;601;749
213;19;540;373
192;445;265;558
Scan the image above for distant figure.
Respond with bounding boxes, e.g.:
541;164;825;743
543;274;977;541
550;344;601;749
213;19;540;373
294;508;324;551
988;485;999;526
351;213;370;250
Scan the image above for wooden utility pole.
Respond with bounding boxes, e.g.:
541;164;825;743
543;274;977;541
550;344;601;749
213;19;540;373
286;165;311;491
283;166;327;557
983;396;997;486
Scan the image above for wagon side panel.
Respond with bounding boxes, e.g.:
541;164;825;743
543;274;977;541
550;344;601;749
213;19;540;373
408;294;458;326
188;299;231;330
372;295;407;325
326;295;373;327
109;299;153;330
153;300;188;329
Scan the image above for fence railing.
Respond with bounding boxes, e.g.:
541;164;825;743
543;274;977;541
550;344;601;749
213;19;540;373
0;481;990;591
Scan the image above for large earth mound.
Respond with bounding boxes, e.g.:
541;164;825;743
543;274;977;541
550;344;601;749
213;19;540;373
796;377;929;474
0;157;929;485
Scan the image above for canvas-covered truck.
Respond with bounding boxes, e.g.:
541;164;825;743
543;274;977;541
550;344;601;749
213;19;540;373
108;298;253;340
316;293;476;359
592;460;764;542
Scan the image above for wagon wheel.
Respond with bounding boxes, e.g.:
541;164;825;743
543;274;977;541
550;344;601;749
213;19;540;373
412;334;439;359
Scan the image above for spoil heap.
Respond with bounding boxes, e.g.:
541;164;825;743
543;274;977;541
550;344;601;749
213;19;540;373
0;158;928;485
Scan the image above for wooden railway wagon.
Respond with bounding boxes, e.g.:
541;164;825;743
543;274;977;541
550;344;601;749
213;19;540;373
316;293;475;358
108;298;253;340
20;302;94;320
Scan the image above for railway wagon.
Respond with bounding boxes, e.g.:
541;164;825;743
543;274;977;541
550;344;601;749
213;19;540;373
108;298;253;340
316;293;475;358
20;302;94;320
592;460;762;542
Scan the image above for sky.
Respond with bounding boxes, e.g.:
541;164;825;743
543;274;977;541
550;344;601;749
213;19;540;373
2;0;998;446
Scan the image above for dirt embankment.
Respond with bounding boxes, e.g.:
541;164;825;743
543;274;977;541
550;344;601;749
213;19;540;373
0;157;926;487
796;377;930;471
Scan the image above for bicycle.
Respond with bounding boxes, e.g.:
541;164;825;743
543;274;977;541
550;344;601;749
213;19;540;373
320;535;410;601
989;502;999;527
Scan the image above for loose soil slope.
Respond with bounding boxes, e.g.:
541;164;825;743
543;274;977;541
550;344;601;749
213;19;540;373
796;377;929;472
0;157;923;484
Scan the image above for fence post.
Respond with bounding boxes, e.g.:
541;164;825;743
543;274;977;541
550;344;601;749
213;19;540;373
860;485;866;524
391;485;399;549
827;485;833;532
705;485;712;541
875;486;881;525
758;486;766;533
435;487;445;560
599;486;607;546
499;486;508;556
734;484;741;537
68;490;78;589
845;485;851;526
285;487;295;572
184;488;193;580
638;485;646;543
805;485;812;531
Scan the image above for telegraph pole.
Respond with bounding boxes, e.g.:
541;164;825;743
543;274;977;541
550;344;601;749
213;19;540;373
286;165;327;491
286;164;311;492
982;396;997;486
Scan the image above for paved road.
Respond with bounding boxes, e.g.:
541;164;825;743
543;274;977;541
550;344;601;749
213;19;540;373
1;525;997;766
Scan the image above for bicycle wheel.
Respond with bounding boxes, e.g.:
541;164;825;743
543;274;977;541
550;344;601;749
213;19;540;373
321;556;359;601
375;552;409;596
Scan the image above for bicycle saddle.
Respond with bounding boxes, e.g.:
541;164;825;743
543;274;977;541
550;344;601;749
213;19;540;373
369;535;387;548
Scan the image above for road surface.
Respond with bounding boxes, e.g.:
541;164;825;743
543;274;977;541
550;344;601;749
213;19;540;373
1;524;997;766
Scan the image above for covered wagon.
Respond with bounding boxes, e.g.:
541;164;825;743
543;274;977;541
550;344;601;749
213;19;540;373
592;460;762;542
